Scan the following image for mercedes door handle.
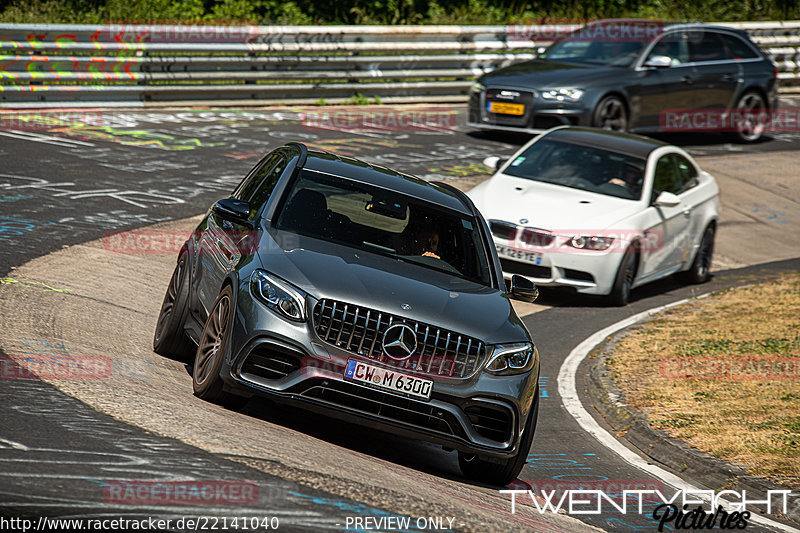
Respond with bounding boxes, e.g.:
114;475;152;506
215;237;235;262
681;75;693;84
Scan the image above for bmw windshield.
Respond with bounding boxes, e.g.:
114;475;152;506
275;169;493;286
503;139;646;200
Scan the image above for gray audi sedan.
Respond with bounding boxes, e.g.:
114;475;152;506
154;142;540;486
469;20;778;142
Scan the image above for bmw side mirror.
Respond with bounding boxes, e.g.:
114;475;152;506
213;198;252;226
510;274;539;302
654;191;681;207
644;55;672;68
483;156;507;172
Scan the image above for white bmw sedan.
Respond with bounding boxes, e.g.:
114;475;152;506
467;127;720;305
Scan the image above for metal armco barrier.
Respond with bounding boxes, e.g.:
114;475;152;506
1;22;799;108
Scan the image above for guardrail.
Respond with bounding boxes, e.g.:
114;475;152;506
1;22;799;108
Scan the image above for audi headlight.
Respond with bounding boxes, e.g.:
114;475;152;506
540;88;584;102
485;343;535;375
569;235;615;251
471;81;486;94
250;269;307;322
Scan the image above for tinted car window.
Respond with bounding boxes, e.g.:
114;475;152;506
275;170;492;285
233;153;278;201
720;33;759;59
688;31;728;62
503;138;646;200
236;154;281;201
674;154;698;190
653;154;698;196
646;32;689;65
245;155;287;220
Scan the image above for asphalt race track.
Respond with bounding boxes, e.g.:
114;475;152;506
1;105;799;532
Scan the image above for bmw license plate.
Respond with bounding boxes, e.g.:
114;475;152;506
495;244;543;264
344;359;432;400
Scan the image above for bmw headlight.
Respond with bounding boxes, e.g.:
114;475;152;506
485;343;535;375
471;81;486;94
540;88;584;102
250;269;307;322
569;235;615;251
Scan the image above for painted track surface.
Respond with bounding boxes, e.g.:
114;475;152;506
1;105;799;531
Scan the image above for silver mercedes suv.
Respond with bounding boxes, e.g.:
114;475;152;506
154;142;540;486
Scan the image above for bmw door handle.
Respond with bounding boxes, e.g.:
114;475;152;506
720;73;736;82
681;75;693;84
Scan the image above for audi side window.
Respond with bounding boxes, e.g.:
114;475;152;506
646;32;689;65
246;155;287;221
674;155;698;192
688;31;728;63
720;34;759;60
653;155;682;196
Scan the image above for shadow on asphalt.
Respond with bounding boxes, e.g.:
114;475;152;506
465;130;536;146
647;131;776;147
534;274;695;308
231;395;479;485
465;128;778;150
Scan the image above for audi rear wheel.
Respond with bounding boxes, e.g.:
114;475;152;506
592;95;628;132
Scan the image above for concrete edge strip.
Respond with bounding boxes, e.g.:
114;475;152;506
557;294;800;533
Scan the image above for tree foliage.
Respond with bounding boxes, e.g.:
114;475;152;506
1;0;797;24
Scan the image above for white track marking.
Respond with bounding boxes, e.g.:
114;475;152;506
557;295;800;533
0;129;94;147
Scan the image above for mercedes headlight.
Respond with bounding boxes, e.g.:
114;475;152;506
485;343;535;375
471;81;486;94
540;88;584;102
568;235;615;251
250;269;307;322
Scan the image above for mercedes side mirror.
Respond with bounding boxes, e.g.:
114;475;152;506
510;274;539;302
212;198;252;226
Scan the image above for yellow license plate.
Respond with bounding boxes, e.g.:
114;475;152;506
489;102;525;116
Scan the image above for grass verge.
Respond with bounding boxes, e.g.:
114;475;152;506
606;275;800;489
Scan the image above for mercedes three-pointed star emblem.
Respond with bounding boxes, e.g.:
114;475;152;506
381;324;418;360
